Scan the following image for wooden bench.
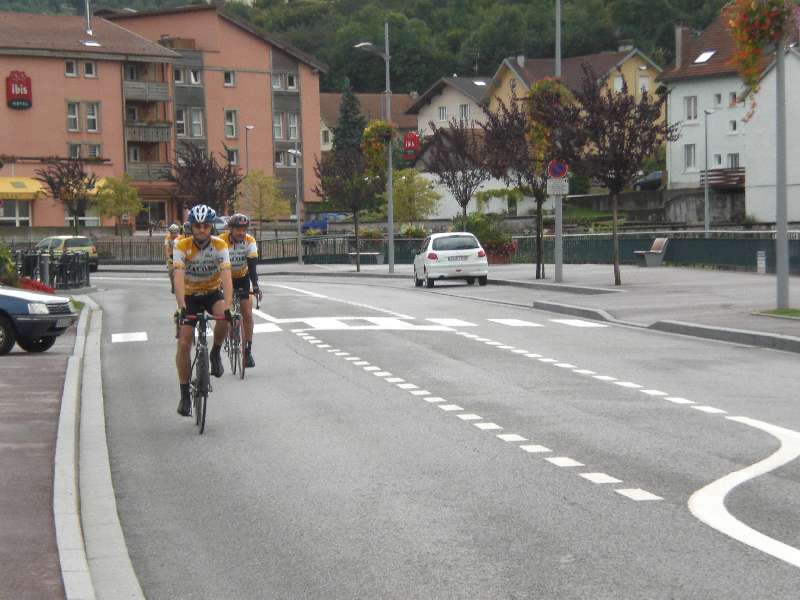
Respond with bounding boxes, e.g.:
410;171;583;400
348;252;384;265
634;238;669;267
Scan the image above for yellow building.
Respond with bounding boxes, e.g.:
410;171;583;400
483;46;663;111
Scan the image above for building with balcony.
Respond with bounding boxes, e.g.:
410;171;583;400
0;11;178;228
103;4;327;220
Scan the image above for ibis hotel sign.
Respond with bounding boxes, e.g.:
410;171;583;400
6;71;32;109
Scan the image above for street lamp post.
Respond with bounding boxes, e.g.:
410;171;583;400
288;143;303;265
244;125;255;175
555;0;561;78
703;109;714;238
355;21;395;274
776;42;789;309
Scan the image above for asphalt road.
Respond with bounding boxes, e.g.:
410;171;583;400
92;274;800;599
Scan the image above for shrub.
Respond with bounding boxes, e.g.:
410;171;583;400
359;227;383;239
451;212;512;250
400;224;427;238
0;242;17;286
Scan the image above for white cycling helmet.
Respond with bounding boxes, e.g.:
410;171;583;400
188;204;216;225
168;224;180;234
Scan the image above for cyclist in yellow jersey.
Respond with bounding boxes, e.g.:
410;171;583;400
164;223;181;293
173;204;233;417
219;213;262;368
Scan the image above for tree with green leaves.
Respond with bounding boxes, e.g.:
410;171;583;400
530;65;678;285
34;159;98;234
389;169;440;223
333;79;367;154
237;170;289;238
94;175;142;236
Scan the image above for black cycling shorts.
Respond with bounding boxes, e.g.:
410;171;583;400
183;290;224;323
233;276;251;300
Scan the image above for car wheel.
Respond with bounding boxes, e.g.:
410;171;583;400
413;270;423;288
0;316;16;355
466;277;475;285
16;336;57;353
478;276;488;286
425;272;435;288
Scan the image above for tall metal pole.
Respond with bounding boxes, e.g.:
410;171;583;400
555;0;561;78
704;110;710;238
776;44;789;308
295;141;303;265
554;194;563;282
245;128;250;175
384;21;395;273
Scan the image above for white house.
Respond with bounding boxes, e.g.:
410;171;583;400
745;47;800;223
658;16;749;191
406;76;490;137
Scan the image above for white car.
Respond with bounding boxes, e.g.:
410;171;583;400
413;232;489;288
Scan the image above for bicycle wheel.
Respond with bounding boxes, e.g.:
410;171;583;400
236;318;245;380
195;346;209;434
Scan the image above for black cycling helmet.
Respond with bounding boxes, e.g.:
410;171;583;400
228;213;250;227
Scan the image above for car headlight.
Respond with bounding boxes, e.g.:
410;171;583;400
27;302;50;315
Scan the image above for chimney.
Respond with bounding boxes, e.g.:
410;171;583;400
516;54;525;68
675;24;686;69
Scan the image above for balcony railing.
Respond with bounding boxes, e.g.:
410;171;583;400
127;162;172;181
126;122;172;143
123;80;170;102
700;167;745;190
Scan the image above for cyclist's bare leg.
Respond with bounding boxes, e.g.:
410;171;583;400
176;324;194;384
240;296;254;342
211;299;229;345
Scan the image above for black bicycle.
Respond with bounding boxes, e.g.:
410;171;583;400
186;312;226;434
224;295;245;379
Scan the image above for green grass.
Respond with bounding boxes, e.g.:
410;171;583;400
765;308;800;318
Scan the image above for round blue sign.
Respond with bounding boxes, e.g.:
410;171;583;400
547;159;569;179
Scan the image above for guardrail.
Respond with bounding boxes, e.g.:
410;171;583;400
13;251;91;289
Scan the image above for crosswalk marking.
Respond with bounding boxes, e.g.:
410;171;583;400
253;323;282;334
427;318;477;327
488;319;543;327
111;332;148;343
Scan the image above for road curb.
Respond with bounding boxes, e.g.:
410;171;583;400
76;297;145;600
531;300;619;323
492;278;622;295
649;320;800;354
53;303;94;600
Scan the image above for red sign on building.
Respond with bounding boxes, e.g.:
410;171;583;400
6;71;32;110
402;131;420;161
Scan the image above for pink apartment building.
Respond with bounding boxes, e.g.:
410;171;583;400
0;5;325;230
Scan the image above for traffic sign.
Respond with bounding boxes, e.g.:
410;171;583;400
547;159;569;179
547;177;569;196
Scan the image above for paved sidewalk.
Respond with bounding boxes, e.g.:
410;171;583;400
0;332;73;599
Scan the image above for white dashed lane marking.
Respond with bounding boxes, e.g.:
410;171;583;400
474;423;503;431
439;404;464;412
427;318;477;327
424;397;446;403
546;457;585;468
519;445;552;453
397;383;418;390
615;488;663;501
580;473;623;484
691;406;728;414
410;390;431;396
111;332;148;343
488;319;543;327
614;381;642;389
457;414;482;421
666;397;695;405
641;389;669;397
497;434;527;442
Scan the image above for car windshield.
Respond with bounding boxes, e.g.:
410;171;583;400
36;239;54;250
432;235;479;251
65;238;89;248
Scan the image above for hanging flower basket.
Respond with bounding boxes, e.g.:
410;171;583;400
726;0;796;118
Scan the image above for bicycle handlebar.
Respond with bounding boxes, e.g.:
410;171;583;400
182;313;228;322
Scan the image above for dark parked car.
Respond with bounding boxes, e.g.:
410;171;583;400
0;285;78;355
633;170;663;191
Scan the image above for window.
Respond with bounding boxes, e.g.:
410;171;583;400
226;148;239;165
224;109;238;138
68;143;81;159
729;92;738;107
274;150;285;166
174;67;184;84
727;153;740;169
128;145;140;163
65;60;78;77
286;73;297;90
175;108;186;136
684;96;698;121
684;144;696;170
729;119;738;133
287;151;298;167
287;112;298;139
459;103;470;121
432;235;479;251
714;153;722;166
438;106;447;121
273;111;283;139
67;102;80;131
190;108;204;137
322;129;330;145
124;64;138;81
272;73;283;89
694;50;716;64
87;144;101;159
638;76;649;94
224;71;235;87
613;76;624;92
126;106;138;122
0;199;31;227
84;61;97;78
189;69;202;85
713;93;722;107
85;102;99;132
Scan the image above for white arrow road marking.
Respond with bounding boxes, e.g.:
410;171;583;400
689;416;800;569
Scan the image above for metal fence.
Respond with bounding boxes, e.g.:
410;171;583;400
13;251;91;289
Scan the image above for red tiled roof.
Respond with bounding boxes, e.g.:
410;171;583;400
0;11;179;60
320;93;418;131
515;50;635;91
658;13;741;82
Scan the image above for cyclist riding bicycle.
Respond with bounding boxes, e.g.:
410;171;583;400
173;204;233;417
218;213;262;368
164;223;181;293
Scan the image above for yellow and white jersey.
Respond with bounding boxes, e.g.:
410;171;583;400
173;235;231;295
218;231;258;279
164;234;179;262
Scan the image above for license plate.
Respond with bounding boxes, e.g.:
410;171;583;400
56;318;72;328
448;256;468;261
